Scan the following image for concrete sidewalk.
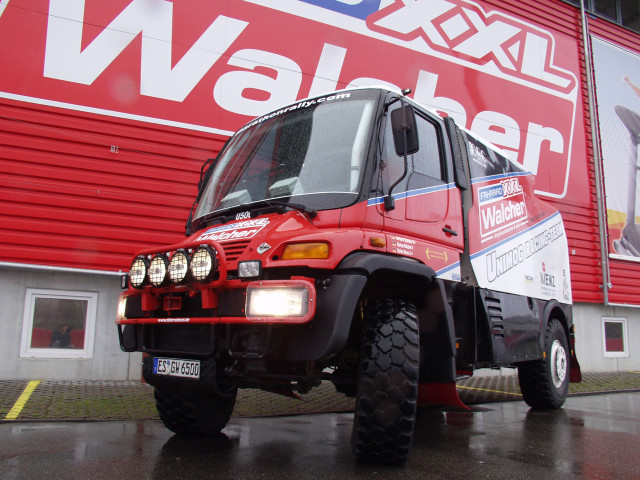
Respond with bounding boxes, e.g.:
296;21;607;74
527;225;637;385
1;371;639;422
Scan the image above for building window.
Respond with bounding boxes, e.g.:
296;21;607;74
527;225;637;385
568;0;640;33
602;317;629;357
19;289;97;359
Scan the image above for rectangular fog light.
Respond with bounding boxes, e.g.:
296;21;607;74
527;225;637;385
245;280;315;323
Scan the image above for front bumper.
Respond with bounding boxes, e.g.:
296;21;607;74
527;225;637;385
117;272;367;363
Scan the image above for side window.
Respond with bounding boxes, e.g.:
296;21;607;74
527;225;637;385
380;108;445;195
409;115;445;188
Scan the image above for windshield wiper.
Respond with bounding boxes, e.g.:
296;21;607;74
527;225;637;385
258;200;317;218
195;199;317;230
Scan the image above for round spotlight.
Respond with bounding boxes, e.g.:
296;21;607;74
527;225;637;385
129;256;149;288
149;254;169;286
191;245;217;281
168;250;190;284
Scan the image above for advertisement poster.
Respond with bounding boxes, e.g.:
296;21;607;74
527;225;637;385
592;37;640;260
0;0;587;202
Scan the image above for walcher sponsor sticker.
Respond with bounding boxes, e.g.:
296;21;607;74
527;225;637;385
472;213;572;302
478;178;528;242
197;218;269;242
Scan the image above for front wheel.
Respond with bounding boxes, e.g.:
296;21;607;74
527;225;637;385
154;387;237;436
351;298;420;465
517;319;570;409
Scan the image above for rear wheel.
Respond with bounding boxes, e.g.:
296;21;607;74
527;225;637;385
351;298;420;465
518;319;570;409
154;387;237;436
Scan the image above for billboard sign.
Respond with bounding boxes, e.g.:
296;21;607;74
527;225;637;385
591;37;640;261
0;0;588;202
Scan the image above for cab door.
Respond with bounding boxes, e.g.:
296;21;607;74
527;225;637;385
376;104;464;269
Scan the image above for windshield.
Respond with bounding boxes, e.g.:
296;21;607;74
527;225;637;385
193;92;378;223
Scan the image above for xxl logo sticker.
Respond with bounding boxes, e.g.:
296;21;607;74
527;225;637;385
478;177;527;242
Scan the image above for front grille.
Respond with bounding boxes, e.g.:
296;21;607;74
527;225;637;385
143;324;214;355
222;240;250;262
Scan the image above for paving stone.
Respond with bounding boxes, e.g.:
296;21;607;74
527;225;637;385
1;372;639;422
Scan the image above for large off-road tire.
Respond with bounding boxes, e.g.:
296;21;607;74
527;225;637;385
517;319;570;409
154;387;237;436
351;298;420;465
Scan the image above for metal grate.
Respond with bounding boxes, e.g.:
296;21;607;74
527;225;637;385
222;240;250;262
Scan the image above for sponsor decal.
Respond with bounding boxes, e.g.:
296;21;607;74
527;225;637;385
257;242;272;254
562;269;570;301
485;220;565;283
539;262;556;297
158;318;190;323
237;93;351;134
197;218;269;242
389;235;415;256
478;177;527;242
472;213;571;302
426;247;448;262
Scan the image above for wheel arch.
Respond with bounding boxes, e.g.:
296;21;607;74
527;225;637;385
339;252;457;383
542;300;572;343
542;299;581;383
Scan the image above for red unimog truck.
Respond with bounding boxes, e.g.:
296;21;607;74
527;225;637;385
116;87;581;464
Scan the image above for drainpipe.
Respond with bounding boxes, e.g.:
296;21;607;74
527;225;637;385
580;0;611;305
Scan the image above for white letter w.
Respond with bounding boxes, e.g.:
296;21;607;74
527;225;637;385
44;0;247;101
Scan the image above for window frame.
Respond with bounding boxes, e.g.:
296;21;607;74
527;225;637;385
411;111;448;184
19;288;98;359
601;316;629;357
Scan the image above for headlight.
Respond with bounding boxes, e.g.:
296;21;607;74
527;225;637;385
245;281;314;320
168;250;190;284
149;254;169;286
238;260;262;279
129;256;149;288
117;293;127;320
191;245;217;281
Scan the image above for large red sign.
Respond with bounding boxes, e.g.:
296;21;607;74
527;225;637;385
0;0;589;203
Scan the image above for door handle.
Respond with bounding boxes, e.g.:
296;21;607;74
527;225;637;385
442;226;458;236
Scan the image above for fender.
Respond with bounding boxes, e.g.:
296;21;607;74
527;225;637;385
339;252;458;384
286;252;439;362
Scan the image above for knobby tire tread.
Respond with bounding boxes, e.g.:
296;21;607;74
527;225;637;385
154;387;237;436
352;298;419;465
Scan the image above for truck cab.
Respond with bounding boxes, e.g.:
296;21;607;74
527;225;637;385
117;87;580;464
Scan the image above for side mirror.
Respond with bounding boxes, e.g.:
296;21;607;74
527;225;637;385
391;105;419;156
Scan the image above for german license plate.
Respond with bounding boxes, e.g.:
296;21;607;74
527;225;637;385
153;357;200;379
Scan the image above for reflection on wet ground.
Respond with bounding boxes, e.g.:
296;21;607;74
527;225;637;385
1;393;639;479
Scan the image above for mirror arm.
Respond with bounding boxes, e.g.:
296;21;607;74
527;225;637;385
385;96;410;211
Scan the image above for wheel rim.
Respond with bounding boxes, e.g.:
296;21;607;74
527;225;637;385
550;339;567;389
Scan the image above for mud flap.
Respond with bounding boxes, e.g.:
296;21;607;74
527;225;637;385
418;382;470;410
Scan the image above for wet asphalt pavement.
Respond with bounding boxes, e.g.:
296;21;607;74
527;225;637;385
2;392;639;479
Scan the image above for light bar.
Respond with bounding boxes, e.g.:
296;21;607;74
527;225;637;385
129;256;149;288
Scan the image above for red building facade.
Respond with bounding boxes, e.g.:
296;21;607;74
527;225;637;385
0;0;637;378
